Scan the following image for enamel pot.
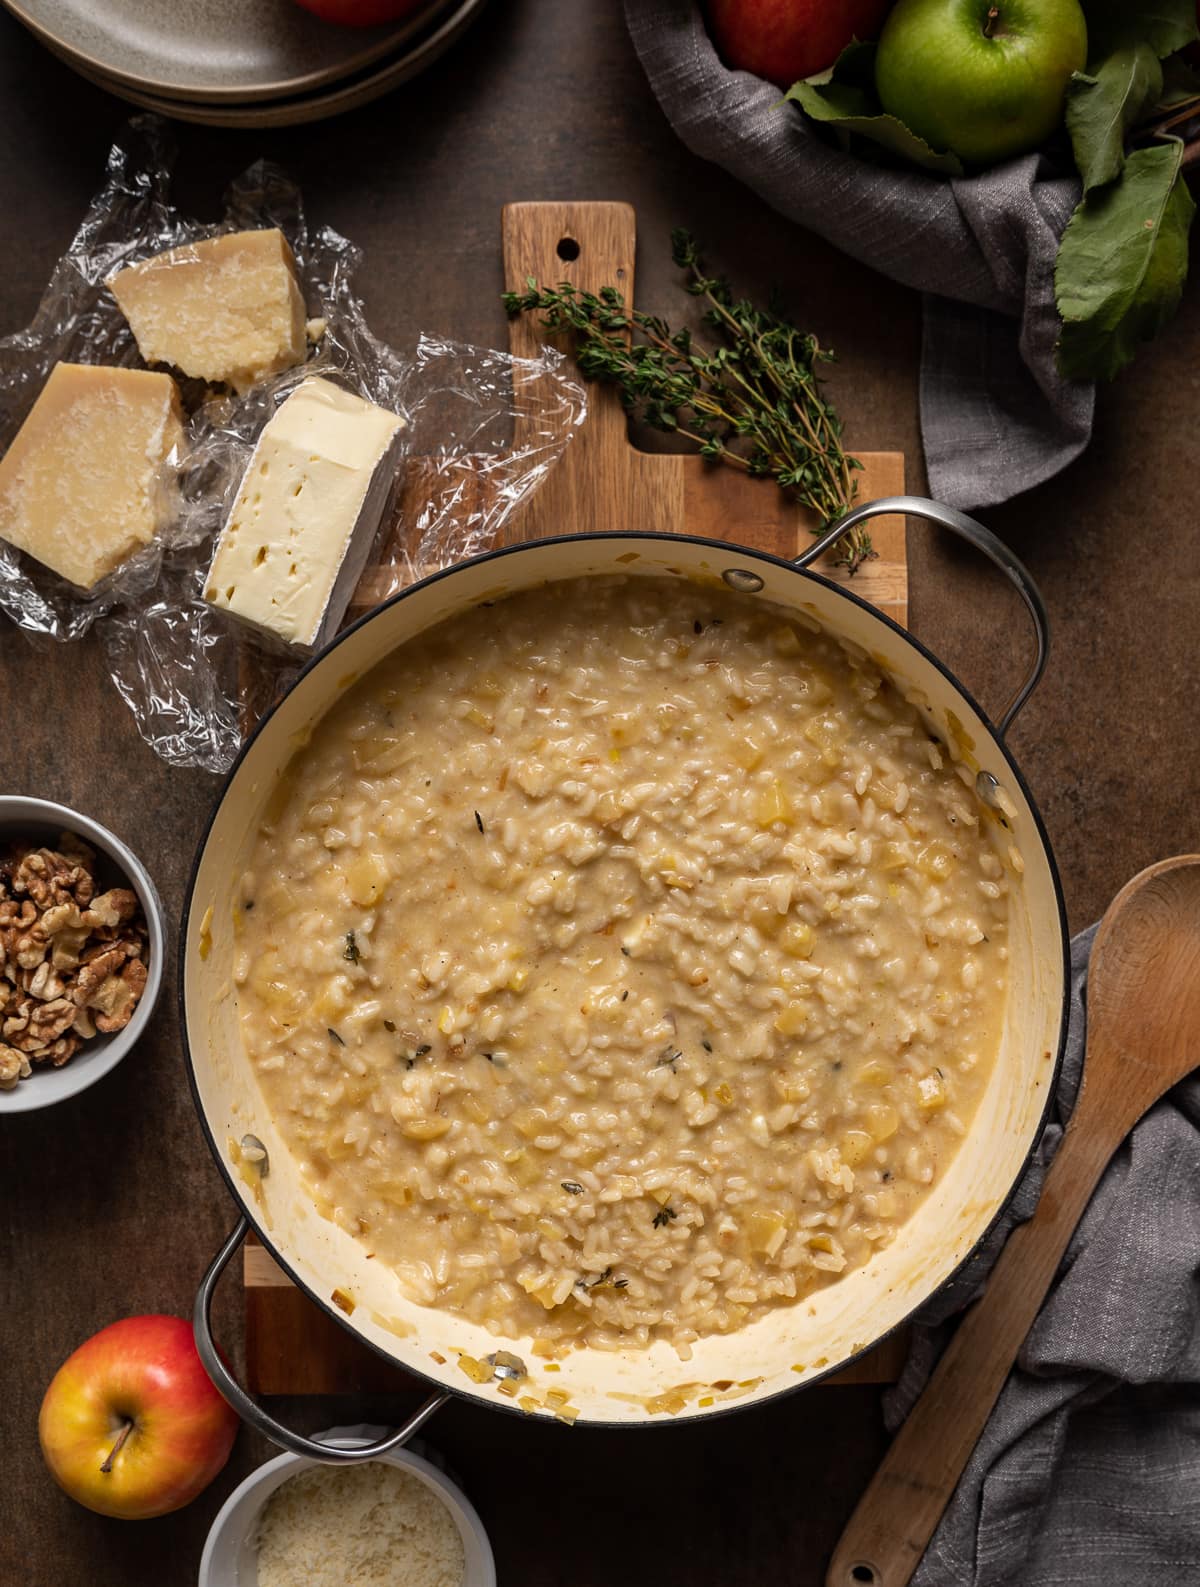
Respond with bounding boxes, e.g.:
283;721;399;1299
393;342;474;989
182;497;1069;1458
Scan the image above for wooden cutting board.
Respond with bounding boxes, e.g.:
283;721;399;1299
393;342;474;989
242;200;910;1394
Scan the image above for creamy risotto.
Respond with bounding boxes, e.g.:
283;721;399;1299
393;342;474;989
235;576;1010;1354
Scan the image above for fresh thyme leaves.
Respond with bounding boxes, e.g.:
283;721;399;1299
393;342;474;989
561;1180;584;1195
655;1046;683;1072
400;1041;433;1070
474;809;485;834
652;1206;678;1229
384;1019;396;1032
574;1266;628;1291
343;930;360;964
503;230;869;571
327;1027;344;1046
701;1039;713;1053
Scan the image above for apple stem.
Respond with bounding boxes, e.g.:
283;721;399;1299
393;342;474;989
99;1419;133;1475
983;5;1000;38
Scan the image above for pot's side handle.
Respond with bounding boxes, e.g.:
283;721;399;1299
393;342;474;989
796;496;1048;740
194;1218;450;1463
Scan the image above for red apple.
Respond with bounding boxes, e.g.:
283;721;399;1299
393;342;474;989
291;0;431;26
38;1315;238;1520
706;0;895;87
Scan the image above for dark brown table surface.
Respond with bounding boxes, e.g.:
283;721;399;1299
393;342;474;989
4;5;1199;1585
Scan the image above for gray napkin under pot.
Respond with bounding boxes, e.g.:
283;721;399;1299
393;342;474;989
885;923;1200;1585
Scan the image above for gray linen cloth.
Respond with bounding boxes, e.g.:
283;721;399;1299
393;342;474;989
625;1;1096;511
882;925;1200;1586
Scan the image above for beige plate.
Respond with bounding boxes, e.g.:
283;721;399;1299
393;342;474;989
0;0;462;104
37;0;489;126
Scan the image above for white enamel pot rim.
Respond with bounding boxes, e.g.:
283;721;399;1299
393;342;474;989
181;497;1070;1461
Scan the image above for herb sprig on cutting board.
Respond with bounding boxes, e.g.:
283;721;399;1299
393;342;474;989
503;230;871;572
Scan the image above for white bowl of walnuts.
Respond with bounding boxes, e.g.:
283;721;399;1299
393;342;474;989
0;796;164;1113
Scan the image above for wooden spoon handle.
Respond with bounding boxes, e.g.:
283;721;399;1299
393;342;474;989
825;1114;1118;1587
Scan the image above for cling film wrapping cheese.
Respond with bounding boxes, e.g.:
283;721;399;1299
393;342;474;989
0;118;586;773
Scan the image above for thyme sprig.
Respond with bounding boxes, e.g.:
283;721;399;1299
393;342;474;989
503;230;870;571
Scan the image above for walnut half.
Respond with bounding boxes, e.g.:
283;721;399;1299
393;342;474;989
0;1043;31;1088
0;834;151;1083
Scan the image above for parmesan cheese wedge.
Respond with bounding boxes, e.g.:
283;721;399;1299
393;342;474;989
108;228;307;393
0;362;183;589
204;376;404;649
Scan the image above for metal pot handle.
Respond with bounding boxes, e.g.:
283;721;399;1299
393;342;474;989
796;495;1048;740
194;1217;450;1464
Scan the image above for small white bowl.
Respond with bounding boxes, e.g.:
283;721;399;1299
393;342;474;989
0;795;165;1114
199;1427;496;1587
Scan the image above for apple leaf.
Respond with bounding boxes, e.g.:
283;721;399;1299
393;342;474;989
1158;53;1200;107
1056;139;1194;379
786;42;964;178
1082;0;1199;61
1066;44;1163;193
801;37;878;91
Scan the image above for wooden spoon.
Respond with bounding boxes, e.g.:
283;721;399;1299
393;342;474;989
826;854;1200;1587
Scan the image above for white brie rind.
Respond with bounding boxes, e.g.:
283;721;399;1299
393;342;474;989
204;376;406;650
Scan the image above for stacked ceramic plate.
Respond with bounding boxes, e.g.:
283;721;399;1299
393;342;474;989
1;0;489;126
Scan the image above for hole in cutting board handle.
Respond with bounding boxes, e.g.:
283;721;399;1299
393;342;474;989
850;1567;877;1584
557;236;581;261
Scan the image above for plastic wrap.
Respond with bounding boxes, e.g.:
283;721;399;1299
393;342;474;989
0;118;586;772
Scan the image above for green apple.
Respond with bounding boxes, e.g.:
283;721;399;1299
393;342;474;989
875;0;1088;166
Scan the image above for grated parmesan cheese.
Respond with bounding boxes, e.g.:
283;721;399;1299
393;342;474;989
254;1462;466;1587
